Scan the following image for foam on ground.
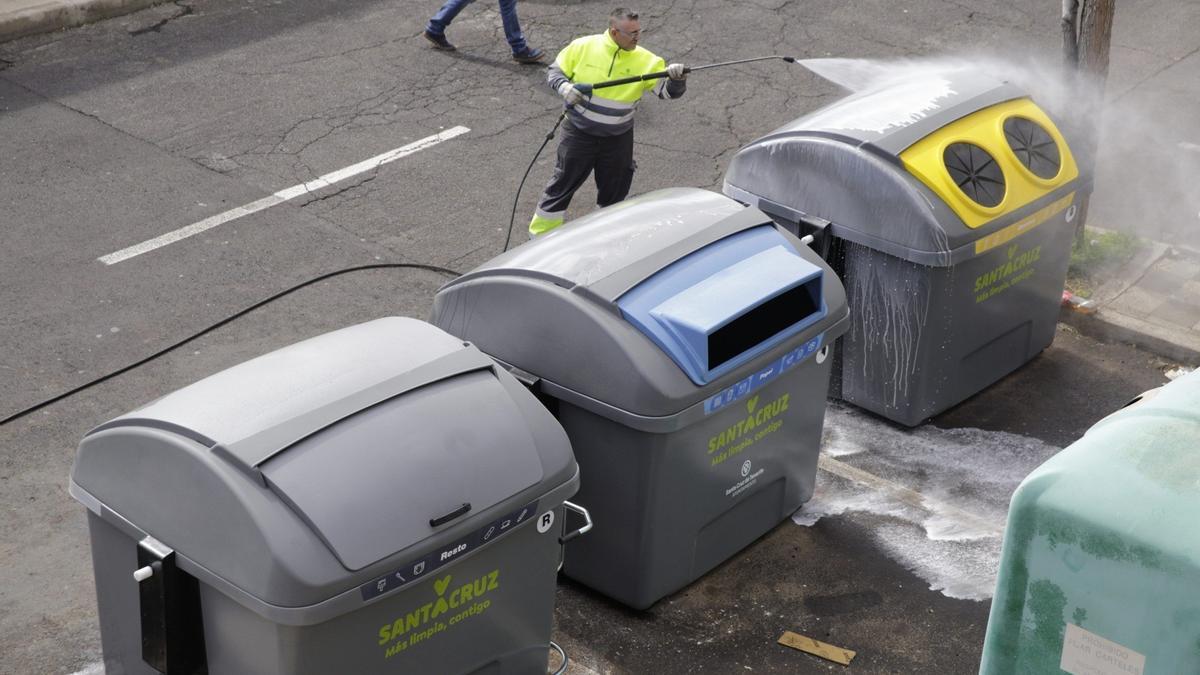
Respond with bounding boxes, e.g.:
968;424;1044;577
794;402;1061;600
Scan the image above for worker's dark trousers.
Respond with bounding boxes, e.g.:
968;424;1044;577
536;121;635;218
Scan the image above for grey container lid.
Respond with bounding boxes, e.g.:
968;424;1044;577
466;187;749;303
70;317;576;609
723;72;1068;266
431;188;849;419
772;69;1025;156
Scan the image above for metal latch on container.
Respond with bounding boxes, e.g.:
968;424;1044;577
134;536;208;674
559;501;593;544
796;214;832;258
505;365;541;390
756;196;833;258
499;363;561;415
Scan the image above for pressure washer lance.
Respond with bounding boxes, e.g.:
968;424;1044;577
505;55;799;250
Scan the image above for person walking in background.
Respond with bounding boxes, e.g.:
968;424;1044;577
527;7;687;236
424;0;545;64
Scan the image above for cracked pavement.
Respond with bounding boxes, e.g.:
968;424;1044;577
0;0;1195;672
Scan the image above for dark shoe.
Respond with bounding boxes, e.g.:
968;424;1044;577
423;30;456;51
512;47;545;64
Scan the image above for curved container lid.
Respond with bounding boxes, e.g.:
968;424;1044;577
71;317;576;608
723;70;1080;266
432;188;850;417
1019;368;1200;558
768;68;1024;155
463;187;748;301
94;317;483;476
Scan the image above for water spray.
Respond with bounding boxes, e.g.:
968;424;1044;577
505;55;800;250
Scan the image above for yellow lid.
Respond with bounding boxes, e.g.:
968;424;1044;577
900;98;1078;229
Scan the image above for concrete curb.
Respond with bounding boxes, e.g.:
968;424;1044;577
1062;229;1200;365
1088;241;1169;306
0;0;165;43
1060;306;1200;365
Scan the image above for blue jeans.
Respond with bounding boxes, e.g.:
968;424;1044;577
426;0;529;54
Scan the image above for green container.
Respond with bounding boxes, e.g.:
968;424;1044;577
980;369;1200;675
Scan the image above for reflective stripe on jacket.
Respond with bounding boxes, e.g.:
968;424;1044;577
547;31;684;137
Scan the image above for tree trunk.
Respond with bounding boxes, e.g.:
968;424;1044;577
1077;0;1117;82
1062;0;1080;66
1064;0;1116;246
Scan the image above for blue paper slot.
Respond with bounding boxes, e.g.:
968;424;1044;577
617;226;827;385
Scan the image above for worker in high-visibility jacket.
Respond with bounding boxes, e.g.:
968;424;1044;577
527;7;687;236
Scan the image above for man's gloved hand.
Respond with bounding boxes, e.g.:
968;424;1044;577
558;81;589;106
667;63;687;80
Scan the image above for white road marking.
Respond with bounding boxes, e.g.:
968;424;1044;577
98;126;471;265
1179;141;1200;153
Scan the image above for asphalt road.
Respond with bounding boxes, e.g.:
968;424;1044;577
0;0;1193;673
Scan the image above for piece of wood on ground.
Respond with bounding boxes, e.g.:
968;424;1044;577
778;630;856;666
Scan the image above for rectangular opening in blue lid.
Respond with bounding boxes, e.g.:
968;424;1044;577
617;226;828;385
708;277;821;370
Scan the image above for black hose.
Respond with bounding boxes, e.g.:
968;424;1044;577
5;54;804;426
505;111;568;252
0;262;461;427
509;54;798;247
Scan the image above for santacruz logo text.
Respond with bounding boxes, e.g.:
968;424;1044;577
377;569;501;658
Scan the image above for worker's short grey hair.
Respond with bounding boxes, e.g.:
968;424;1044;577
609;7;639;26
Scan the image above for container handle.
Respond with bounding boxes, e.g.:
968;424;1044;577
559;501;593;544
429;502;472;527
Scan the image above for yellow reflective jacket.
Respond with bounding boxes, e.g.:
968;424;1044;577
547;31;685;137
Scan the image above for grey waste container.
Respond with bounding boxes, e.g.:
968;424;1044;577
70;317;583;675
723;71;1084;426
430;188;850;609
